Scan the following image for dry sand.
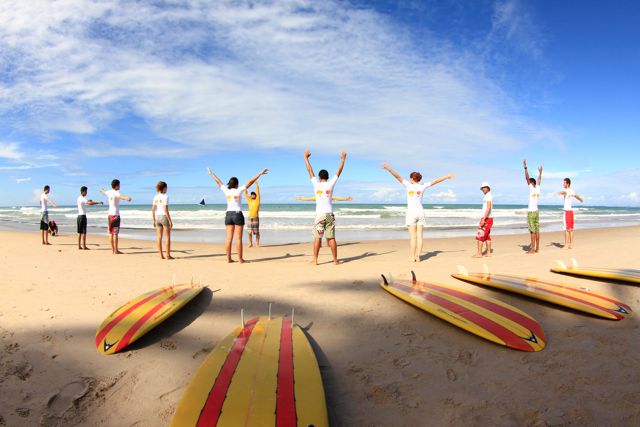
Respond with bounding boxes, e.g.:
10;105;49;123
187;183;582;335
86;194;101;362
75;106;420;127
1;226;639;426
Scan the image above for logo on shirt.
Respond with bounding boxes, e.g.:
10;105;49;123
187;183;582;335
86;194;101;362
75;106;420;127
316;190;322;195
408;191;415;196
417;191;422;195
234;196;239;200
226;196;231;200
325;190;331;195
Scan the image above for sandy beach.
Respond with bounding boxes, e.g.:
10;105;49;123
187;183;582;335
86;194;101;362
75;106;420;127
1;226;639;426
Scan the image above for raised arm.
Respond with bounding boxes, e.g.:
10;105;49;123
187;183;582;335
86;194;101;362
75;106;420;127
523;159;531;185
86;200;103;206
429;173;455;187
119;194;133;202
245;168;268;189
296;196;316;201
49;199;59;208
255;181;260;201
304;150;314;178
537;165;543;186
575;194;584;203
381;163;403;183
99;188;107;195
207;167;224;187
335;151;347;177
332;196;353;201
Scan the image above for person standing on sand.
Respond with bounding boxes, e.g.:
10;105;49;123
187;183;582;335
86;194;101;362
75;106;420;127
207;166;268;263
77;186;103;250
381;164;454;262
558;178;584;249
524;160;543;254
474;182;493;258
100;179;133;255
152;181;173;260
244;182;261;248
304;150;347;265
39;185;58;245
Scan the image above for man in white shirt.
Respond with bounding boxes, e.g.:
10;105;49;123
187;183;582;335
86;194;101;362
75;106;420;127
523;160;543;254
474;182;493;258
381;164;454;262
77;186;103;250
100;179;133;254
304;149;347;265
39;185;58;245
557;178;584;249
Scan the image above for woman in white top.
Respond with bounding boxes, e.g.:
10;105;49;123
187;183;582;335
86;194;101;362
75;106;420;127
152;181;173;260
382;164;454;262
207;166;268;263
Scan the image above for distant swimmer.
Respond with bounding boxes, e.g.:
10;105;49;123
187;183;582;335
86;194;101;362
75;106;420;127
381;163;454;262
77;186;103;250
558;177;584;249
100;179;133;255
39;185;58;246
244;181;261;248
474;182;493;258
304;149;347;265
207;166;268;263
524;160;543;254
152;181;173;260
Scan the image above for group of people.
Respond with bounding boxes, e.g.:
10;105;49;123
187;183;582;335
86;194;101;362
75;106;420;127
37;151;584;263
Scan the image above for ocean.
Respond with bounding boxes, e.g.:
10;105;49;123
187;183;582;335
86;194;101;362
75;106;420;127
1;203;639;243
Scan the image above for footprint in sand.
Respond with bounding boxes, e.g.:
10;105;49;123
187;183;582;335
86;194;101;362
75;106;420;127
446;368;458;382
46;380;92;414
8;361;33;381
160;340;177;351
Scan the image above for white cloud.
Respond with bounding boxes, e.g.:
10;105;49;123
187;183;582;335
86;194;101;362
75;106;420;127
14;177;31;183
0;142;23;160
0;0;561;168
427;188;457;202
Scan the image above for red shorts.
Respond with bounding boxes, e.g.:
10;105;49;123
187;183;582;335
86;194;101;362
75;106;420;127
108;215;121;235
476;217;493;242
563;210;574;231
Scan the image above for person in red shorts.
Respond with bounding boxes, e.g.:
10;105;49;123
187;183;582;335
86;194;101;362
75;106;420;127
100;179;133;254
474;182;493;258
557;177;584;249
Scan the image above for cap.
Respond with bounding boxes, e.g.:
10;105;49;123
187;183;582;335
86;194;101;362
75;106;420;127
480;181;490;189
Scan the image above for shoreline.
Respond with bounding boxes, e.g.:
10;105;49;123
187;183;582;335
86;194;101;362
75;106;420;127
1;226;639;426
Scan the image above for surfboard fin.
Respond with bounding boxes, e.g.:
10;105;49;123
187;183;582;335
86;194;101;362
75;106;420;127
411;270;417;283
240;308;245;327
291;307;295;324
381;274;389;286
571;258;579;268
457;265;469;276
555;260;568;270
268;302;272;320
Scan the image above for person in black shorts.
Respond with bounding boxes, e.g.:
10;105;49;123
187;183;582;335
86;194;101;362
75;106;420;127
76;186;103;250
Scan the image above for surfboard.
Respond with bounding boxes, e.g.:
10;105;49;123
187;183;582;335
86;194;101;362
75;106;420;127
452;268;631;320
551;259;640;285
380;272;545;352
95;283;204;355
170;316;328;427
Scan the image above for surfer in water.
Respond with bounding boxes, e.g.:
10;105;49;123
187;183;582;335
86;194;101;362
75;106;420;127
100;179;133;255
474;182;493;258
244;182;261;248
381;164;454;262
207;166;268;263
39;185;58;245
558;178;584;249
152;181;173;260
304;149;347;265
524;160;543;254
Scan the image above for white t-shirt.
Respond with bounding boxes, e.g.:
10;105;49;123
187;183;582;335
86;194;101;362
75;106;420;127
153;193;169;215
402;180;432;212
563;188;575;211
482;192;493;218
77;195;87;215
221;185;246;212
40;193;50;212
105;189;121;216
311;176;338;214
528;184;540;212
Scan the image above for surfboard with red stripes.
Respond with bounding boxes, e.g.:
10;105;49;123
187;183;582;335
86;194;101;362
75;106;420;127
95;283;204;355
452;272;632;320
170;316;328;427
380;273;546;351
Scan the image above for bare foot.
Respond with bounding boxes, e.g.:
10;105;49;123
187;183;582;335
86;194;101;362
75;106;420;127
167;255;174;260
309;258;318;265
78;247;83;250
484;253;492;257
248;244;253;248
334;259;343;265
227;259;236;263
114;251;124;255
45;242;52;245
83;247;90;250
472;254;483;258
239;259;246;264
526;250;535;255
160;256;165;259
414;257;421;263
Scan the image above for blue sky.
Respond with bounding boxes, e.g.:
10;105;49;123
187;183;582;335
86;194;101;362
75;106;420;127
0;0;638;206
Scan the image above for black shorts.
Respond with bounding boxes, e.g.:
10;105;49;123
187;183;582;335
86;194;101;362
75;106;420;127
40;212;49;230
225;211;245;226
77;215;87;234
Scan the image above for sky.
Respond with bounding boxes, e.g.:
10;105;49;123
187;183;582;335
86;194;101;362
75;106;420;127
0;0;638;206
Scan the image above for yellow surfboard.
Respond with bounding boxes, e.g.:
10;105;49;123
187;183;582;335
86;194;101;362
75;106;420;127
95;283;204;355
551;259;640;285
171;316;328;427
452;268;631;320
380;272;546;352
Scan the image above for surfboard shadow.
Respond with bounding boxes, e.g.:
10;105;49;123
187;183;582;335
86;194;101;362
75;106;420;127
125;287;214;351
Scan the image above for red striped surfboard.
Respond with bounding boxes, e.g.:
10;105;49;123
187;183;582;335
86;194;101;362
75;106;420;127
380;273;546;351
170;316;328;427
452;272;632;320
95;283;204;355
